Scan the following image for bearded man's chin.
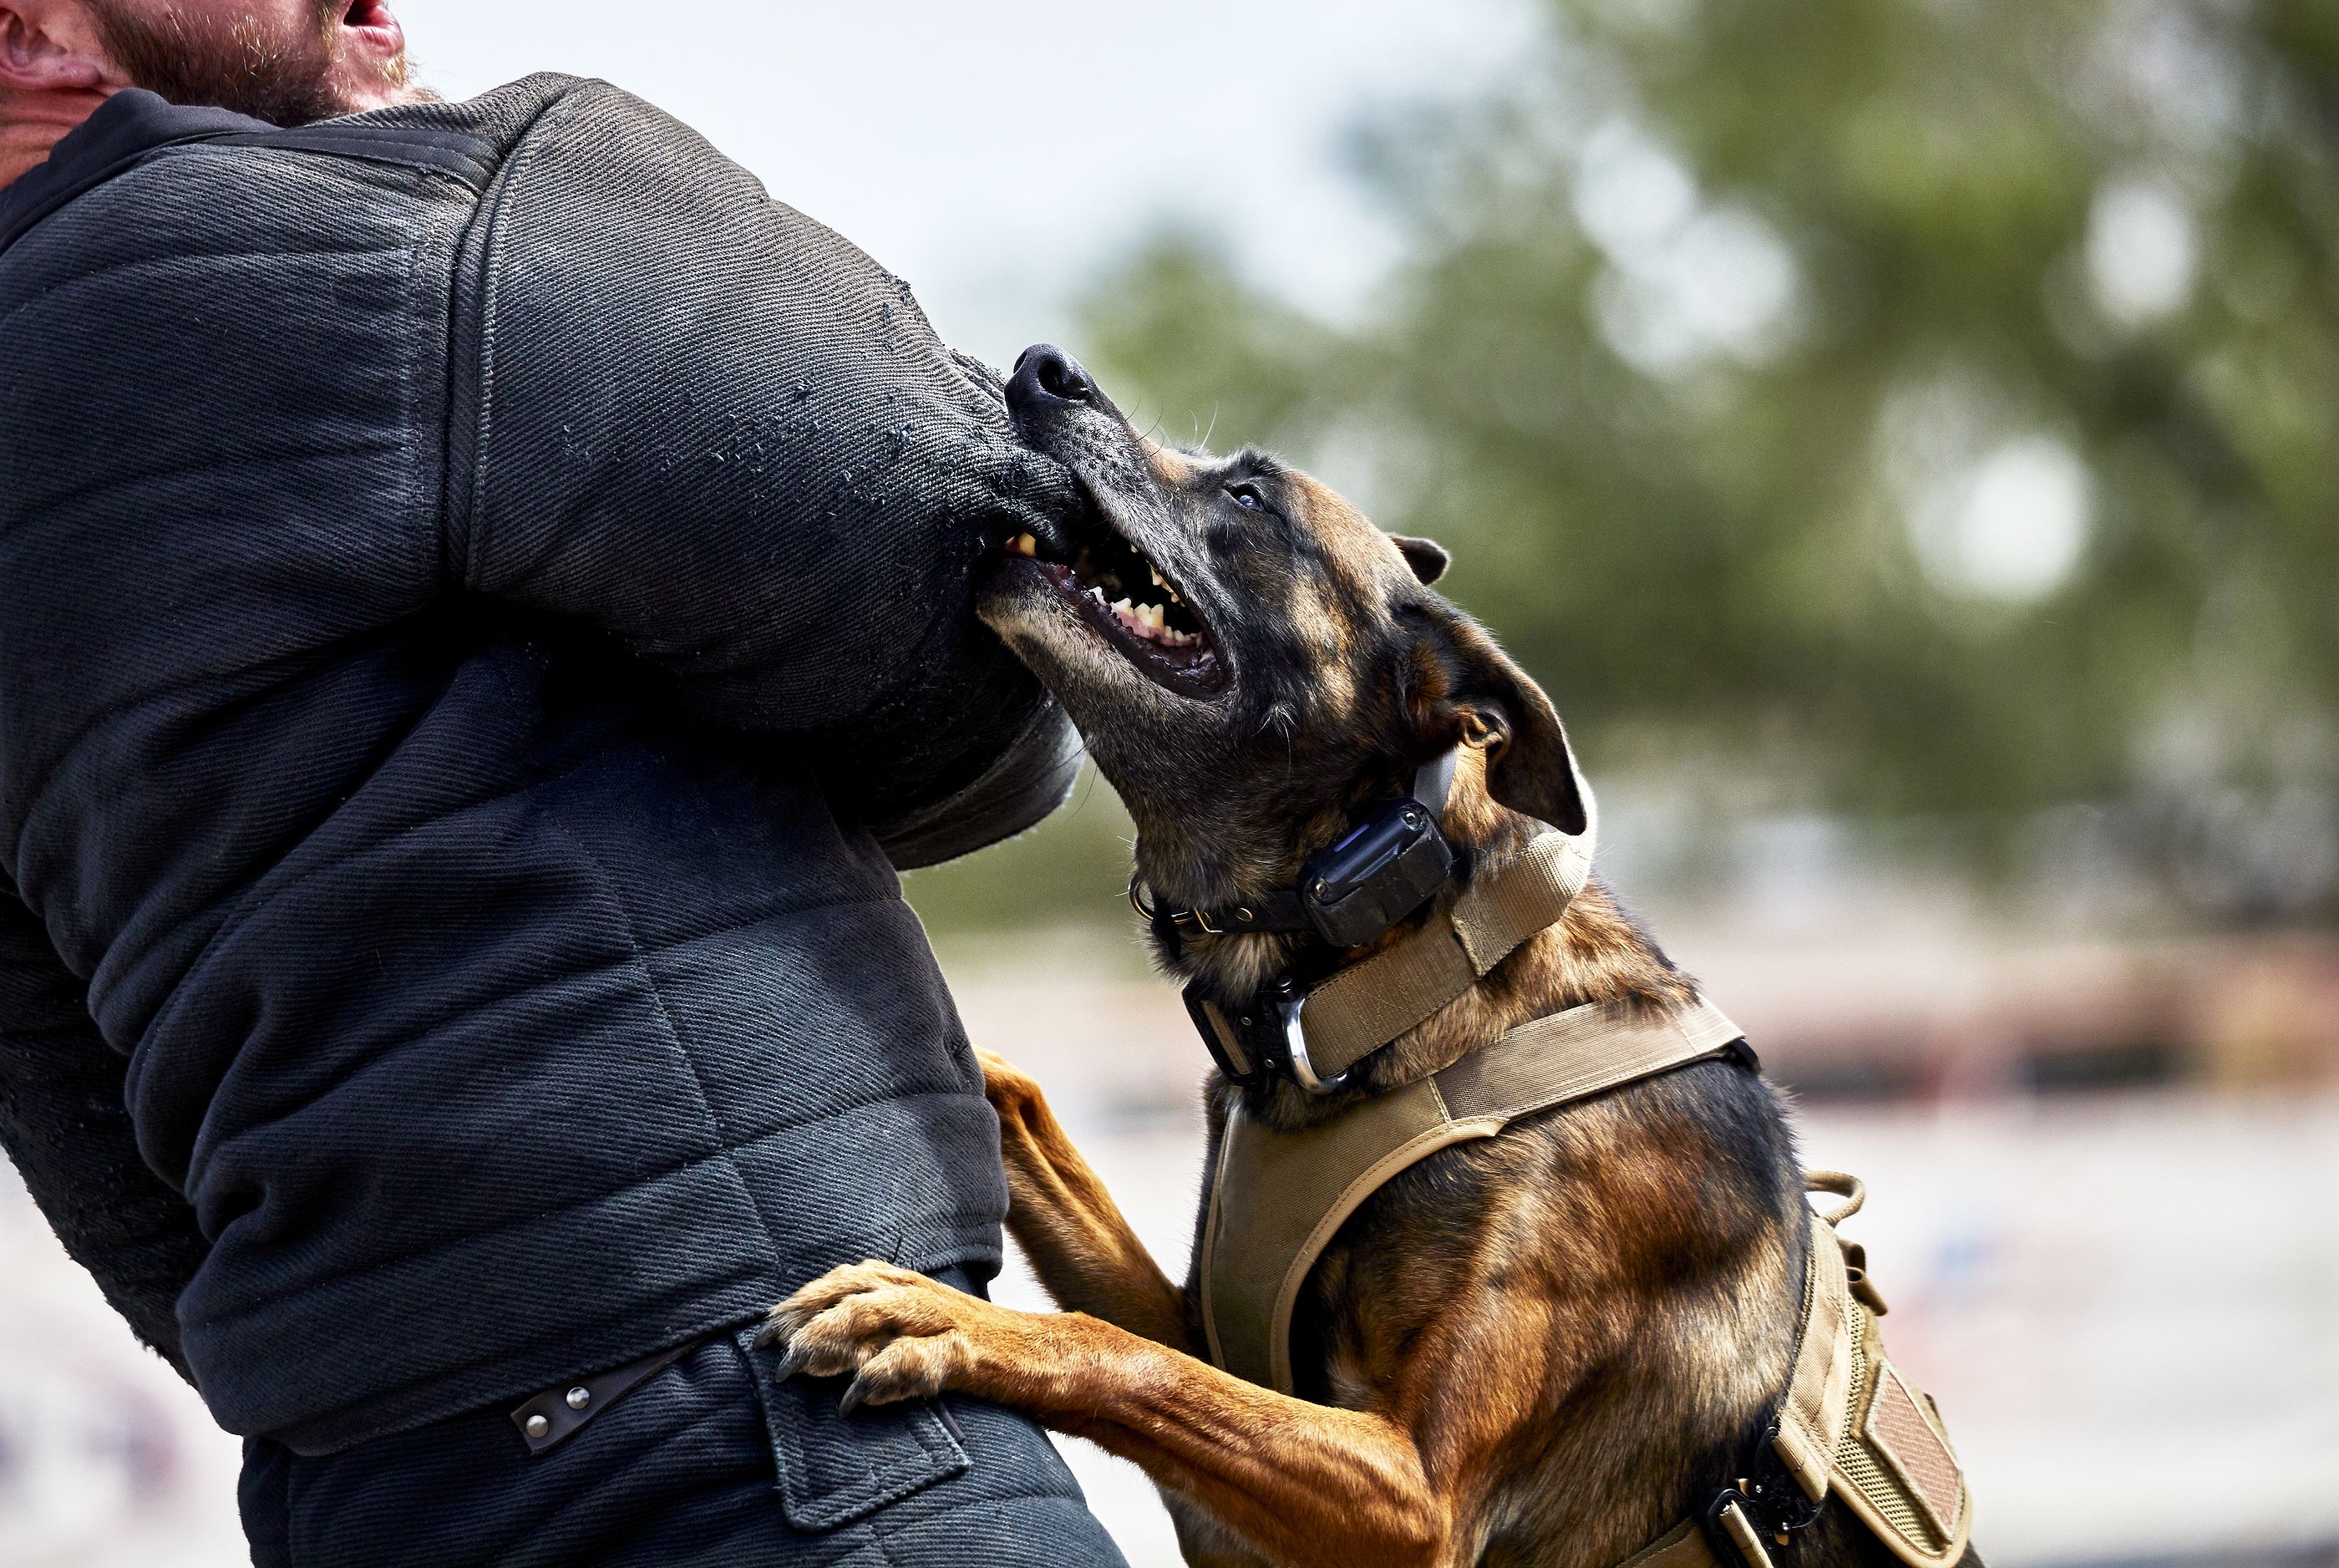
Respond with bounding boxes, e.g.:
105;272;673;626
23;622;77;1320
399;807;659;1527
88;0;414;127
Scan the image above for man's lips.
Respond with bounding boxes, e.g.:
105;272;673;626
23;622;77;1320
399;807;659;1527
337;0;403;45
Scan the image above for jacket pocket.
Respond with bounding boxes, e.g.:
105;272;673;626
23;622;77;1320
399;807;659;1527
738;1326;970;1532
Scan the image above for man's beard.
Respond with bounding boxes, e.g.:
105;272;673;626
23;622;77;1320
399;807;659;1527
85;2;409;128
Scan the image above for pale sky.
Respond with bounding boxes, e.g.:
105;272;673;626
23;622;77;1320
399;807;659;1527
393;0;1536;368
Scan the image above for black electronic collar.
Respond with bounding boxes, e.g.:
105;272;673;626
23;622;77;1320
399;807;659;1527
1132;749;1460;951
1144;750;1464;1091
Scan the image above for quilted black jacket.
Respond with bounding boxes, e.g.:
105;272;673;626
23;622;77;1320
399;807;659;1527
0;77;1080;1453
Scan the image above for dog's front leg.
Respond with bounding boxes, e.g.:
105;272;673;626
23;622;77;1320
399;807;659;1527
977;1048;1195;1353
766;1263;1452;1568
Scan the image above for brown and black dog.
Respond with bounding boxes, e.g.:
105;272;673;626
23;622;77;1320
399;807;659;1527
767;347;1961;1568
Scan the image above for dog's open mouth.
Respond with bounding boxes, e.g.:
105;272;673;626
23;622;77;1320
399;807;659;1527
1002;513;1227;698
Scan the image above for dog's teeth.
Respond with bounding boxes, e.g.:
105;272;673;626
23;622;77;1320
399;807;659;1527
1011;533;1038;557
1113;597;1133;615
1149;566;1166;589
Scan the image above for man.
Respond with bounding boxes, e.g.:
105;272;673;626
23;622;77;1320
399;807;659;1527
0;3;1127;1563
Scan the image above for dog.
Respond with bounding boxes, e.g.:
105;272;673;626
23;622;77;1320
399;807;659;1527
766;346;1976;1568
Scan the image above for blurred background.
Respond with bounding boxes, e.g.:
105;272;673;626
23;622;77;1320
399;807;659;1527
5;0;2336;1563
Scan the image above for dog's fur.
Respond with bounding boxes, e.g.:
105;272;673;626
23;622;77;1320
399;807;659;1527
769;351;1960;1568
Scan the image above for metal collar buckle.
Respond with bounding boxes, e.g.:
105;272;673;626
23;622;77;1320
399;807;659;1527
1277;986;1348;1095
1185;975;1352;1097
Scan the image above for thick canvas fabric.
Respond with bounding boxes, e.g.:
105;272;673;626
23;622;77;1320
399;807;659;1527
0;76;1085;1465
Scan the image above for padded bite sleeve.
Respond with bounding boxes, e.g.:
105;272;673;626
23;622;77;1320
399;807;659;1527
458;82;1080;860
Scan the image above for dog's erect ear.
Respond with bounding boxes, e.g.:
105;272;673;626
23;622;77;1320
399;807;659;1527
1389;535;1450;586
1413;607;1591;835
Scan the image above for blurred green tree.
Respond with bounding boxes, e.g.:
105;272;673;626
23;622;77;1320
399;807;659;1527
1066;0;2339;922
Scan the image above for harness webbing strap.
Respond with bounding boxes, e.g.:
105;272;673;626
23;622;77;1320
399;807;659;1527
1295;829;1596;1081
1435;993;1748;1122
1200;996;1744;1394
1778;1195;1857;1504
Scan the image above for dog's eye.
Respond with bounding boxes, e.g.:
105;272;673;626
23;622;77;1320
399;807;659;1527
1226;484;1271;514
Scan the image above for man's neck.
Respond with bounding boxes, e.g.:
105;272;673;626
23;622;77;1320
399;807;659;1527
0;86;114;190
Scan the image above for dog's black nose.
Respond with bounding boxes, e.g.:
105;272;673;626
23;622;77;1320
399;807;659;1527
1008;343;1096;411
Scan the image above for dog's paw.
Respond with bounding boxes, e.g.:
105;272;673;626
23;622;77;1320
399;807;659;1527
976;1048;1049;1129
761;1261;984;1413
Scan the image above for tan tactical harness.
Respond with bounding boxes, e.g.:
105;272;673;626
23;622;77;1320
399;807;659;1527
1200;996;1750;1393
1193;830;1971;1568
